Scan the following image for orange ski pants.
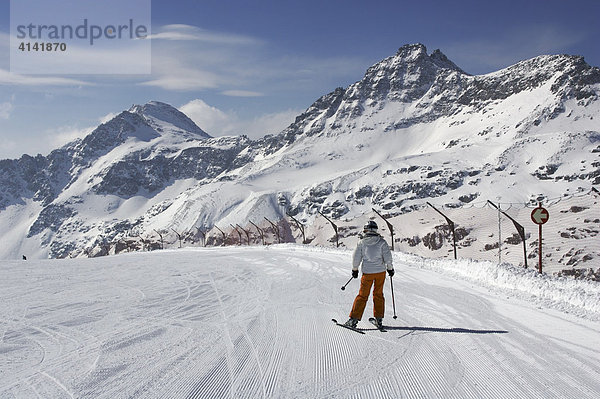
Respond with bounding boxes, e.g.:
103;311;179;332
349;271;386;320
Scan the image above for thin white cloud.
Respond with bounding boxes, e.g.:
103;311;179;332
139;65;220;91
0;101;13;119
99;112;118;124
49;112;120;146
242;109;300;137
0;139;18;160
141;24;368;93
179;98;299;139
139;25;264;91
150;24;263;45
0;111;121;160
46;125;95;149
221;90;264;97
0;124;96;159
0;69;91;86
179;99;230;135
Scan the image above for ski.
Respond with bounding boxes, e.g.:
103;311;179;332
368;317;387;332
331;318;365;334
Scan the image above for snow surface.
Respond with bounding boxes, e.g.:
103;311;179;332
2;245;599;398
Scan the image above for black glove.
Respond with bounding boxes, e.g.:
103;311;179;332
352;270;359;279
387;269;395;277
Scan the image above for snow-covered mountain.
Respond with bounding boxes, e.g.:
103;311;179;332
0;44;598;260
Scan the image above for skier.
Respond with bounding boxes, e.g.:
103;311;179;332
344;220;394;329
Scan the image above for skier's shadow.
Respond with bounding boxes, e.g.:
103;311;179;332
383;326;508;334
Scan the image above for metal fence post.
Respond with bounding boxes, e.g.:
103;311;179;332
372;207;395;250
171;228;182;248
236;224;250;245
426;202;457;259
317;210;339;248
488;200;528;269
153;229;164;250
264;217;281;243
249;220;265;245
286;212;306;244
197;228;207;247
214;226;226;246
230;224;242;245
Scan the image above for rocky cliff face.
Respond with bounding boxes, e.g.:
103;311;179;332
280;44;599;141
1;44;598;259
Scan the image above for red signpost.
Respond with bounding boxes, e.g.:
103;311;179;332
530;204;549;273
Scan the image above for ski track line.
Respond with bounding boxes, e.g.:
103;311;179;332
3;259;156;397
78;326;195;399
400;334;465;398
442;339;497;398
173;331;236;393
250;252;325;397
480;320;568;397
155;333;227;399
261;315;285;397
0;329;47;390
242;316;270;398
241;266;283;398
182;327;238;398
419;334;466;398
502;321;600;397
72;269;212;398
26;372;71;399
231;334;254;397
401;296;515;398
40;371;74;399
256;255;311;396
184;270;244;398
395;273;600;399
162;348;211;398
179;258;286;399
322;318;357;394
228;272;271;398
186;356;230;399
149;269;231;398
125;335;213;399
326;321;404;398
0;317;102;394
24;379;43;399
428;334;466;397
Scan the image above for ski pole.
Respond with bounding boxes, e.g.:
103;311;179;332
340;276;353;291
390;275;397;319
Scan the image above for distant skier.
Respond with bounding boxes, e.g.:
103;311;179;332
344;220;394;329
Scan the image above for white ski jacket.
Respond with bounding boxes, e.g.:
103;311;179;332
352;233;393;274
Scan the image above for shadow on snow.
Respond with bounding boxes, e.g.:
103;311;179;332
383;326;508;334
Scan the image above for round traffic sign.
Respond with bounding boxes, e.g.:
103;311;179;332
531;207;549;225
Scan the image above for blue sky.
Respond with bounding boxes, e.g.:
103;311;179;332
0;0;599;159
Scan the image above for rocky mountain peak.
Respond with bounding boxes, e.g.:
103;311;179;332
129;100;211;138
348;44;469;106
74;111;158;159
383;43;464;73
279;44;471;139
429;49;466;74
394;43;428;58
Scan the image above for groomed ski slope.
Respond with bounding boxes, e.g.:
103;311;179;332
1;245;599;398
